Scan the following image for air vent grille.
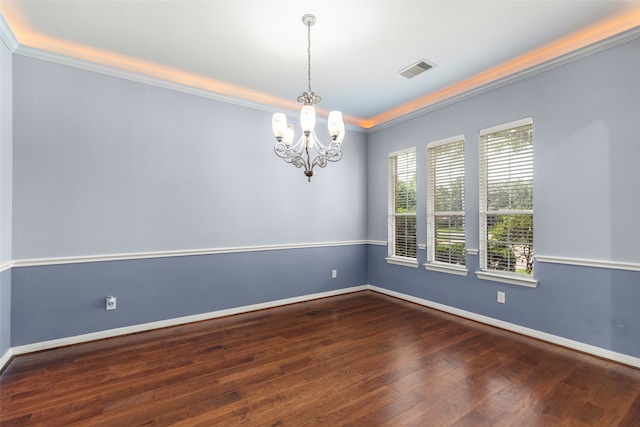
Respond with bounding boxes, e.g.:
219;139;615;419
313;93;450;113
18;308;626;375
398;60;435;79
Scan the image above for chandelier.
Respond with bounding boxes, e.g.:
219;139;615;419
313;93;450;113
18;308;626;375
271;14;345;182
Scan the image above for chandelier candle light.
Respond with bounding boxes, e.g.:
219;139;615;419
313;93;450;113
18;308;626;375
272;14;345;181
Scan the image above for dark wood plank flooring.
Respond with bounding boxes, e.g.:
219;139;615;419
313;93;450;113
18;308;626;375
2;291;640;426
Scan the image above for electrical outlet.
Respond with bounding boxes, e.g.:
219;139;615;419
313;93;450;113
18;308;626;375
106;296;117;310
497;291;506;304
332;269;337;279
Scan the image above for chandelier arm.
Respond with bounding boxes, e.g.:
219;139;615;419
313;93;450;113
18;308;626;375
277;148;307;170
312;156;326;170
274;136;306;159
311;150;342;168
292;156;308;169
314;138;335;151
316;141;341;157
274;136;315;173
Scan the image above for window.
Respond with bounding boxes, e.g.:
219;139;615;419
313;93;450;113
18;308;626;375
426;136;467;275
478;118;536;287
387;148;418;267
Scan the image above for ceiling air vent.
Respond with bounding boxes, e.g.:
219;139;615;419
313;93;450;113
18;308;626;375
398;60;435;79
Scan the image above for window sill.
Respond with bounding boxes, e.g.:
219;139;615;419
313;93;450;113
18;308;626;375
475;270;538;288
386;257;419;268
424;262;468;276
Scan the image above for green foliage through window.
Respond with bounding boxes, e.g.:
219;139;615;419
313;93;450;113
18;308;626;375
487;214;533;274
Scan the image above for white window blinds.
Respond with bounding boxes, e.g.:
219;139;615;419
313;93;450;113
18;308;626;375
479;118;534;275
427;137;465;266
388;148;417;260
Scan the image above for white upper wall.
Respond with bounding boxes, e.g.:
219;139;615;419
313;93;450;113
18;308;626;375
0;36;12;266
11;56;368;260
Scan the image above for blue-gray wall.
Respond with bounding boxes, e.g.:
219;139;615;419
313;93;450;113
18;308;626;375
12;245;368;345
10;55;368;345
367;37;640;357
0;33;13;358
0;270;9;356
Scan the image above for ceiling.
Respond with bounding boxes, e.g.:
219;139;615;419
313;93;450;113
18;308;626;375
1;1;639;129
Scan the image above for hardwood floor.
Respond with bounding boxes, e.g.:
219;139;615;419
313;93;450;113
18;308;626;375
2;291;640;426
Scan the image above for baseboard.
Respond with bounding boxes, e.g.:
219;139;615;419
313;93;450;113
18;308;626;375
6;284;640;371
10;285;368;357
367;285;640;369
0;348;12;373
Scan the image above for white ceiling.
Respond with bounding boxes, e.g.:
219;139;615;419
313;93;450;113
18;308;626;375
1;1;639;128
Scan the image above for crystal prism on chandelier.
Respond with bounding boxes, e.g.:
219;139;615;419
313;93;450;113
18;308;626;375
272;14;345;182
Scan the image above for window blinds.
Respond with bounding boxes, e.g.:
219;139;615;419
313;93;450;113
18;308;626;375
388;149;417;259
427;138;465;266
479;119;534;275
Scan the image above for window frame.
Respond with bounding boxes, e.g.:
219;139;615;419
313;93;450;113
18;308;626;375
477;118;537;287
425;135;468;276
386;147;419;268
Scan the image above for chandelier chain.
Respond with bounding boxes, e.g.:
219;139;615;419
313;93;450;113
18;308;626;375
307;20;312;94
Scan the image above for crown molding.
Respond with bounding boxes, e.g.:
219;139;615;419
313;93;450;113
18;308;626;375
0;12;18;51
367;26;640;133
11;43;368;134
13;43;292;111
2;12;639;133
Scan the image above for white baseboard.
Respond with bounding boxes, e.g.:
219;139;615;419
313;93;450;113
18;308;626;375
367;285;640;369
10;285;368;357
5;284;640;371
0;348;12;372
